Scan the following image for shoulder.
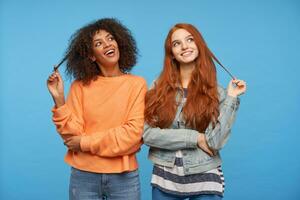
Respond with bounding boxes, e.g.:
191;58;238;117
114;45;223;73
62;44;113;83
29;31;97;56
70;80;84;90
66;80;84;97
126;74;147;87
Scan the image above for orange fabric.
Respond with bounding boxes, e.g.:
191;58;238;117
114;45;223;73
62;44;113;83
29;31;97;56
52;74;147;173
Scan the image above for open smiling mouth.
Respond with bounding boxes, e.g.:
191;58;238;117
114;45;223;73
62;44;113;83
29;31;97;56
181;51;193;56
104;49;115;56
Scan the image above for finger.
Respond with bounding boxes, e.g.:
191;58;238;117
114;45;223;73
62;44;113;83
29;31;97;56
47;78;56;83
48;73;58;81
232;79;239;83
63;134;75;140
228;79;239;88
53;65;58;72
235;79;243;84
64;141;70;147
47;77;53;82
237;81;246;88
48;75;56;80
49;71;57;77
54;71;63;80
65;139;74;147
207;150;214;157
204;148;214;156
232;79;240;85
64;138;73;143
68;146;73;151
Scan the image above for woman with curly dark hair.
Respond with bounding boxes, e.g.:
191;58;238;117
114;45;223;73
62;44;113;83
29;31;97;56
47;18;146;200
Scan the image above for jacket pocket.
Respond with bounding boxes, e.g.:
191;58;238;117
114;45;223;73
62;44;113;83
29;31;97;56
184;148;213;166
149;148;175;162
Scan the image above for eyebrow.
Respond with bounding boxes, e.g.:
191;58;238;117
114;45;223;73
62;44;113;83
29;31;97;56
93;33;112;42
171;34;193;44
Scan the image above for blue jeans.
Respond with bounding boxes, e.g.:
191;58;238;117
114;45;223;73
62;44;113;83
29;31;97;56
152;187;222;200
69;167;140;200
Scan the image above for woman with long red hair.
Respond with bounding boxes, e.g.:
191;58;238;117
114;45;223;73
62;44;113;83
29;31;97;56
143;23;247;200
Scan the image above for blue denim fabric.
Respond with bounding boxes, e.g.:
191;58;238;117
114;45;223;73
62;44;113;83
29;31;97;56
143;86;240;175
152;187;222;200
69;167;140;200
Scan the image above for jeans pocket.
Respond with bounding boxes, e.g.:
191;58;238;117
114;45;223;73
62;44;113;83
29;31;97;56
123;169;139;179
108;170;141;200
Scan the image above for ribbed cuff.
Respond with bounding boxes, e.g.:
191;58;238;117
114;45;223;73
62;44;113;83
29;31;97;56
80;136;91;152
51;104;70;119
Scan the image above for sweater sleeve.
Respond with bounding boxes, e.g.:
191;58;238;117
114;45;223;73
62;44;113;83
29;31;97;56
205;86;240;150
80;79;147;157
52;81;84;140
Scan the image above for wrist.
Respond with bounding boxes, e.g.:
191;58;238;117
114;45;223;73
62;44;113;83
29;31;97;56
197;134;205;146
227;91;237;98
54;97;65;108
228;94;237;98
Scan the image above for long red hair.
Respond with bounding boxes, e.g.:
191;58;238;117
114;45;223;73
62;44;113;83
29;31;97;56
145;23;220;132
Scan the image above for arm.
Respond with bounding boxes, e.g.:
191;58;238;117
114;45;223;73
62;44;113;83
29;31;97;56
79;80;147;157
52;81;84;140
143;123;199;150
143;81;199;150
205;80;246;150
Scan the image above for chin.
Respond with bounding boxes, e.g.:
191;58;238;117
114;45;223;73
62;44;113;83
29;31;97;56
182;58;196;64
106;57;119;65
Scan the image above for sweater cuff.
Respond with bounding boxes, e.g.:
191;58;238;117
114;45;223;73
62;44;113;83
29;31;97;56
51;104;70;119
80;136;91;152
185;130;199;148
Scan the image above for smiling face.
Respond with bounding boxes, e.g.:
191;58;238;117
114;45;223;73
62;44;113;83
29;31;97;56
90;29;120;68
171;28;199;64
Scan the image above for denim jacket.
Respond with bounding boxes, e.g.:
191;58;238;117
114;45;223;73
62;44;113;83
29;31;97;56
143;86;240;175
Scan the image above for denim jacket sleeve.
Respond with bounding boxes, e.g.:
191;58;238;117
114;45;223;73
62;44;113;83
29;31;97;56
143;123;199;150
205;86;240;150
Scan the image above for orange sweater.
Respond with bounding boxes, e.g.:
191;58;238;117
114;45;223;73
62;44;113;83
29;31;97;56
52;74;147;173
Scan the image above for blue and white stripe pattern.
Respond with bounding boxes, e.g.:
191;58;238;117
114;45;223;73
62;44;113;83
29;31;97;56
151;88;225;197
151;150;225;196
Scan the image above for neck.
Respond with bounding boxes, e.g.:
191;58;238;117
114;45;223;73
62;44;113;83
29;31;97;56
180;62;195;88
98;63;123;77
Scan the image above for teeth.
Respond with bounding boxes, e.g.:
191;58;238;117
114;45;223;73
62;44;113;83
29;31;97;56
182;51;192;56
105;49;114;55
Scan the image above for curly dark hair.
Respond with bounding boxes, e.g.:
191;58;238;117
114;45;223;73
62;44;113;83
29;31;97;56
64;18;138;85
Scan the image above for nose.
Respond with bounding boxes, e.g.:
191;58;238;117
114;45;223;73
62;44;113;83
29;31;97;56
102;40;111;48
181;41;188;50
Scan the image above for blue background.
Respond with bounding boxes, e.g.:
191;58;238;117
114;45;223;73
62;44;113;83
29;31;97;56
1;0;299;199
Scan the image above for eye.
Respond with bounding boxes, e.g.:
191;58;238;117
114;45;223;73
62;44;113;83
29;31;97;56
108;36;115;41
187;37;194;42
172;41;180;47
95;41;102;47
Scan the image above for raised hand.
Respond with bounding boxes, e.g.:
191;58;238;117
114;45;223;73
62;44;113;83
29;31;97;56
47;68;65;107
227;79;247;97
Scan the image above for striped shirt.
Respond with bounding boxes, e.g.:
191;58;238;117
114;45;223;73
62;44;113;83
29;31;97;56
151;151;225;196
151;88;225;197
